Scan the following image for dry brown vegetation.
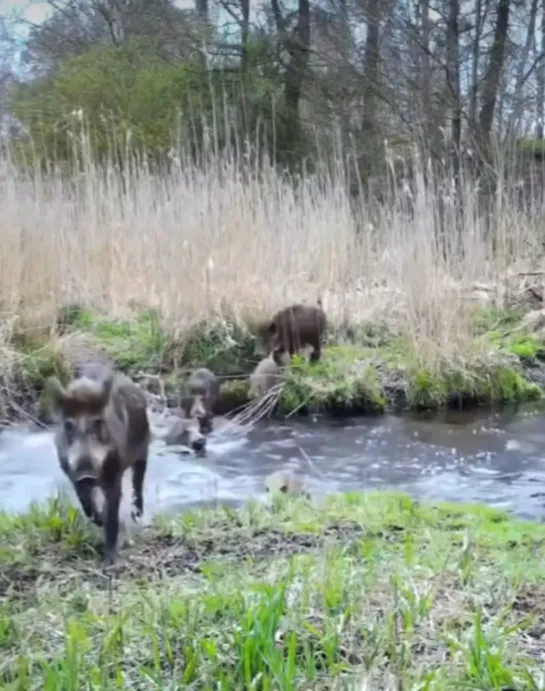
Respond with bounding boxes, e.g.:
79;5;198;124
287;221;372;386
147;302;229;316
0;147;544;375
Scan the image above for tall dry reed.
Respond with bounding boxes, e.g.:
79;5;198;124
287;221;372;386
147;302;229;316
0;144;543;365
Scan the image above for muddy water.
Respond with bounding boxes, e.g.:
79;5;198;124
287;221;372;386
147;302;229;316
2;404;545;522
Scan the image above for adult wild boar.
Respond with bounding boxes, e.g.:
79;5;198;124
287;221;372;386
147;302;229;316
266;301;327;367
181;367;220;434
46;364;151;565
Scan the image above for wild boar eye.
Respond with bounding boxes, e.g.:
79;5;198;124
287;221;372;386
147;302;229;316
63;419;75;440
92;417;105;439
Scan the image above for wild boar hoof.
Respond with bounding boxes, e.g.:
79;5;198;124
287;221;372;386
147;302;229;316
103;548;118;567
91;513;104;528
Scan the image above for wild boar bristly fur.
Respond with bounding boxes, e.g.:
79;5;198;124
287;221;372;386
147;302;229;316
164;415;206;455
249;356;283;399
267;302;327;367
46;364;151;565
181;367;220;435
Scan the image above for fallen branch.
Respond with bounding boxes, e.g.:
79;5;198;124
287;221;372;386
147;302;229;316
225;382;284;432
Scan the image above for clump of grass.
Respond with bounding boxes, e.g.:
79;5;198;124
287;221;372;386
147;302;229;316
474;304;545;368
214;378;252;415
178;319;263;375
59;308;263;380
509;336;545;359
280;347;388;415
474;304;526;335
0;492;96;561
406;356;542;409
0;338;75;423
67;307;168;373
2;491;545;687
278;342;542;416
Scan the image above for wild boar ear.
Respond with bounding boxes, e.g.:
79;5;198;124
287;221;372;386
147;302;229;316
45;377;68;419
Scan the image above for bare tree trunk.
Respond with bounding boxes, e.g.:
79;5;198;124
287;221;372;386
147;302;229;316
240;0;250;73
478;0;510;143
196;0;209;23
92;0;126;44
506;0;538;135
195;0;209;65
470;0;483;127
496;59;510;137
537;0;545;139
420;0;436;155
338;0;351;61
446;0;461;161
271;0;310;164
361;0;380;180
444;0;462;256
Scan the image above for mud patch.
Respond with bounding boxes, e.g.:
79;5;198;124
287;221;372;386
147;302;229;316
0;520;380;600
510;583;545;660
512;582;545;617
128;528;326;577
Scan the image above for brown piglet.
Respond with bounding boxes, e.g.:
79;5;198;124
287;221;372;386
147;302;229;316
181;367;221;434
266;301;327;367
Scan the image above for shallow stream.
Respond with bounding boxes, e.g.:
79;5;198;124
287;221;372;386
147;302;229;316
2;403;545;522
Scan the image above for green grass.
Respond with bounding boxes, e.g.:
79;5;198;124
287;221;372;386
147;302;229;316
2;491;545;688
279;340;542;415
474;304;527;334
475;305;545;361
0;307;266;421
38;305;264;382
3;303;545;424
280;346;389;415
70;307;169;372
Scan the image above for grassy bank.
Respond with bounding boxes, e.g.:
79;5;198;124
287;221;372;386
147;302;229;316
2;151;545;421
1;300;545;424
2;491;545;687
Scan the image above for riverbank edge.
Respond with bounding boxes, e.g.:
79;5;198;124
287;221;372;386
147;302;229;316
2;303;545;424
2;490;545;686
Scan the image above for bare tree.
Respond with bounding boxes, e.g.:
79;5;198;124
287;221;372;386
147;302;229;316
446;0;461;160
360;0;381;177
479;0;510;143
271;0;310;160
506;0;540;135
19;0;197;75
537;0;545;138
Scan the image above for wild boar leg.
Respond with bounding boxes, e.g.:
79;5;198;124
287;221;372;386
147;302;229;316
103;475;122;565
131;458;147;521
73;479;103;527
199;412;213;435
309;345;321;363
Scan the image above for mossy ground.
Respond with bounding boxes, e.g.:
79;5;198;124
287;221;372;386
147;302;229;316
2;302;545;423
279;327;543;416
2;491;545;688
